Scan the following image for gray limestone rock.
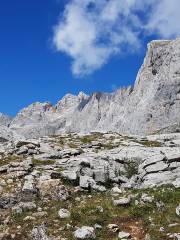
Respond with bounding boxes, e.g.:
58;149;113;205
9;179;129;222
176;204;180;217
74;226;96;239
58;208;71;219
31;224;51;240
0;113;12;127
113;197;131;206
79;176;96;189
6;38;180;138
118;231;131;239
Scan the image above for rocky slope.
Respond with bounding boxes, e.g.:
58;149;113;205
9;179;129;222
2;38;179;139
0;132;180;239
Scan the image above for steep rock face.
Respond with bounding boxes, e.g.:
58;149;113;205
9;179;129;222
0;113;12;127
9;38;180;138
0;113;14;142
69;38;180;134
125;39;180;134
69;87;133;133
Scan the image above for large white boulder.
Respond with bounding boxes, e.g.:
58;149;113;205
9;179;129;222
74;226;96;239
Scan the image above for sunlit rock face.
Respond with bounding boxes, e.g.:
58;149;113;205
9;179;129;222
8;38;180;138
69;38;180;135
124;38;180;135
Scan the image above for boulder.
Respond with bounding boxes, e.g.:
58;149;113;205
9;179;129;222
79;176;96;189
74;226;96;239
113;197;131;206
31;224;51;240
118;231;131;239
58;208;71;219
176;204;180;216
37;179;69;201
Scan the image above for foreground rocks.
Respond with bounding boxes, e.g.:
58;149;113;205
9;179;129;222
0;132;180;239
1;132;180;190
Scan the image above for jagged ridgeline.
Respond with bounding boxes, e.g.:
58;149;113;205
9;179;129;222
0;38;180;140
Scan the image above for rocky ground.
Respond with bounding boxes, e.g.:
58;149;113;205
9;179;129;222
0;132;180;239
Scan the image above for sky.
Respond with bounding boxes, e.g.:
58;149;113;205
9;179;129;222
0;0;180;116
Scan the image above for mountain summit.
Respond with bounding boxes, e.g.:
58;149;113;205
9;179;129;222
1;38;180;139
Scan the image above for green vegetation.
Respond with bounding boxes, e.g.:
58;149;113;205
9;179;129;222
139;140;162;147
101;142;117;150
124;161;139;178
55;166;64;172
79;133;103;144
32;159;56;166
56;136;68;147
0;155;23;166
8;186;180;240
118;135;162;147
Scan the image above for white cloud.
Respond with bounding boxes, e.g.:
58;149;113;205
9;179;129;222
53;0;180;76
147;0;180;38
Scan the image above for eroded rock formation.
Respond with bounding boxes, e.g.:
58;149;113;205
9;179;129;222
0;38;179;140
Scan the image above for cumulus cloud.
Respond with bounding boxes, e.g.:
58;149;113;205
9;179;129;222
147;0;180;38
53;0;180;76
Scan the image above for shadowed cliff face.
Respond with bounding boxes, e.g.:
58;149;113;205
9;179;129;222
3;38;180;139
0;113;12;127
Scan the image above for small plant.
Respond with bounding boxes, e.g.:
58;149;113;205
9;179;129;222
130;202;155;218
124;161;139;179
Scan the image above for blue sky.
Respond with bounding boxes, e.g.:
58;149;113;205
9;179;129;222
0;0;179;116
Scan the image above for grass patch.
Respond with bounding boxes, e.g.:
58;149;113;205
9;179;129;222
32;159;56;166
139;140;162;147
79;133;103;144
101;142;116;150
7;187;180;240
0;155;23;166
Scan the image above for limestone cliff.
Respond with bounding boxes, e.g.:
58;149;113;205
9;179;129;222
7;38;180;138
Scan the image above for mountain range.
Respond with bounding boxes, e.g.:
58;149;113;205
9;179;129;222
1;38;180;140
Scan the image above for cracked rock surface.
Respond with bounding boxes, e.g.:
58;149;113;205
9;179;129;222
0;132;180;239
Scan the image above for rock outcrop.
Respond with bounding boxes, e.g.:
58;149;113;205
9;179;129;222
0;132;180;239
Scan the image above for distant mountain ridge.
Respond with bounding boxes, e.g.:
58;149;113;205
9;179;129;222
1;38;180;139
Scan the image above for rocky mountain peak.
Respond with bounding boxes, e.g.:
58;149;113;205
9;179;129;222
56;94;81;112
135;38;180;90
77;91;89;100
1;38;180;140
